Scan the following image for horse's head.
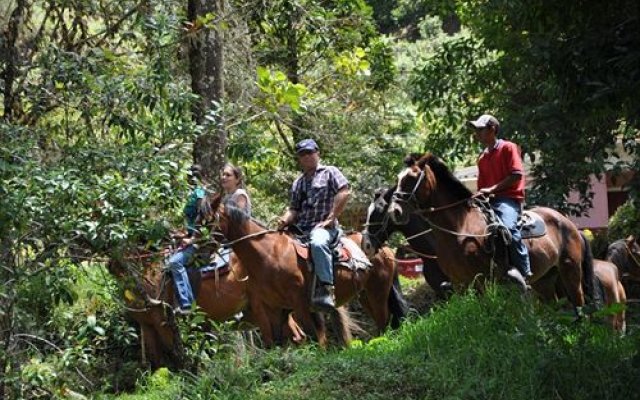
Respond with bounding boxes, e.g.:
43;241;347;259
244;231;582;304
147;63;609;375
388;154;436;225
361;187;394;257
624;235;640;281
198;192;224;227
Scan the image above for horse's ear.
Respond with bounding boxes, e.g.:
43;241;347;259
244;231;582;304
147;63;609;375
626;235;636;244
374;187;385;199
403;153;422;167
422;163;437;193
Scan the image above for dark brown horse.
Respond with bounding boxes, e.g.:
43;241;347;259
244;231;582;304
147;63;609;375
387;153;595;314
606;236;640;284
361;186;451;300
200;192;406;348
108;249;308;369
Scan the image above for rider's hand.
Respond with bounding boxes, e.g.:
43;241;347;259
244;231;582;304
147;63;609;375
478;187;493;195
181;237;194;246
276;217;288;231
171;230;186;240
315;217;336;229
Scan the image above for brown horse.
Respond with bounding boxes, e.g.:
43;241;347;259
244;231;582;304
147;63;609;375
108;248;308;369
387;153;595;315
200;192;406;348
593;259;627;332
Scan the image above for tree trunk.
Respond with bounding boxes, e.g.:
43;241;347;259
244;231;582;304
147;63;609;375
283;0;303;142
1;0;26;122
188;0;226;180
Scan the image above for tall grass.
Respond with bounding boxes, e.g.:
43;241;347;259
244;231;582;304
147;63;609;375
104;286;640;400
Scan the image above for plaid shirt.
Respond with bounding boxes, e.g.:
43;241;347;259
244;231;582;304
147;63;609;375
289;165;349;232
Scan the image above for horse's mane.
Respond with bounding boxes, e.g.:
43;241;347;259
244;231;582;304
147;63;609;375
418;153;473;200
200;192;268;228
223;198;269;229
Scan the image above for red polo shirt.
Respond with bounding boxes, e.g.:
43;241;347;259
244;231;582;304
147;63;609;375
477;139;525;202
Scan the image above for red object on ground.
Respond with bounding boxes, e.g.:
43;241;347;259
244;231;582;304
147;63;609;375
396;258;423;279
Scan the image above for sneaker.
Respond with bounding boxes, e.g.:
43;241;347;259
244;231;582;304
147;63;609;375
506;267;530;293
312;284;336;310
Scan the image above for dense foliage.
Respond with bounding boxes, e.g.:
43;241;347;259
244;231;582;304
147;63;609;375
1;0;639;397
409;0;640;212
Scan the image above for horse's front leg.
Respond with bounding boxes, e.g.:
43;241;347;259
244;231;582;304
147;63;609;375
292;300;327;348
249;298;276;347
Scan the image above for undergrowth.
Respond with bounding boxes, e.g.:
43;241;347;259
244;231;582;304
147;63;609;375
101;286;640;400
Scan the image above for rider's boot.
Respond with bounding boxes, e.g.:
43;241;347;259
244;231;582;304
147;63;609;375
506;267;531;293
312;283;336;310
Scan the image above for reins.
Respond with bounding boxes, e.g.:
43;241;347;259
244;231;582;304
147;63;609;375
363;198;438;259
222;229;277;247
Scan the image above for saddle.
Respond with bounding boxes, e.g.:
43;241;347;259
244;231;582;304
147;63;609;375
476;199;547;241
292;236;372;273
176;247;233;299
518;211;546;239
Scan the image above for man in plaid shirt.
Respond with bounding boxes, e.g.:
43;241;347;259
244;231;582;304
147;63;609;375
278;138;350;309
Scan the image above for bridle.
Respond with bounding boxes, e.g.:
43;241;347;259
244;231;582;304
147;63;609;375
362;196;393;250
363;190;437;258
391;169;494;239
202;198;277;248
624;241;640;270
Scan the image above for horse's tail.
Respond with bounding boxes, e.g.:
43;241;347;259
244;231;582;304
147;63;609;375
329;306;364;347
388;266;409;329
580;231;600;308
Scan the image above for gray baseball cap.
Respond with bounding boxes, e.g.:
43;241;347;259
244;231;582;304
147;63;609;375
468;114;500;129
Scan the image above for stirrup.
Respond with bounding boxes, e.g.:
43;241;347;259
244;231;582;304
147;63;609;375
147;297;163;306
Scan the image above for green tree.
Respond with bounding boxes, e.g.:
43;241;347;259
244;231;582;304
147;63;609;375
411;0;640;213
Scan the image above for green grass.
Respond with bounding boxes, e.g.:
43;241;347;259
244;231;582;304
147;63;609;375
102;286;640;400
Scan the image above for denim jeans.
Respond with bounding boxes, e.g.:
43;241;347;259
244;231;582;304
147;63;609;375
167;244;196;309
309;226;340;285
491;198;531;276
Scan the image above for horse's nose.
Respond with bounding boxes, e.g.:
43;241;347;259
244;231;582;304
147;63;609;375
388;202;406;224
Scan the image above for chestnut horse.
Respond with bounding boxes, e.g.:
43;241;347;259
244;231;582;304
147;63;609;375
108;249;309;369
361;186;451;300
592;259;627;332
200;193;406;348
387;153;595;315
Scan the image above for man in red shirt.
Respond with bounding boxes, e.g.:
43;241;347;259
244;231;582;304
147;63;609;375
469;114;532;287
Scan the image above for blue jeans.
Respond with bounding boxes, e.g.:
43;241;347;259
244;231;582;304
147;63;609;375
309;227;340;285
491;198;531;276
167;245;196;309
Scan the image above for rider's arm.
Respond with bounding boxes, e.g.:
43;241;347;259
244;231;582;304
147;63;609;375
235;193;249;211
479;173;522;195
278;208;298;229
325;186;350;224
